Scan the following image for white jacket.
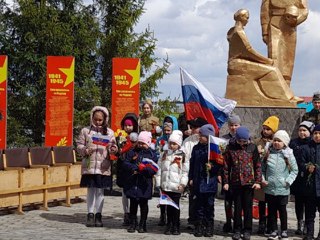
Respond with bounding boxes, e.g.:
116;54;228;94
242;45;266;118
155;149;189;193
182;134;200;163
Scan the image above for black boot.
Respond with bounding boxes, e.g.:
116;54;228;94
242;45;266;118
204;221;214;237
138;220;147;233
194;222;203;237
257;219;266;234
158;213;166;226
95;213;103;227
172;223;181;235
295;220;304;235
164;222;172;235
86;213;95;227
122;213;130;226
127;217;137;233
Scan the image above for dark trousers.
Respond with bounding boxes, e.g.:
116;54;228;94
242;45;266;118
188;186;196;223
164;191;181;226
232;185;253;233
129;198;148;222
224;190;233;223
295;194;306;221
266;194;288;232
195;192;215;224
304;196;318;237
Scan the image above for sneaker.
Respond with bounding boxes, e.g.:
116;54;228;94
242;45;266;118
268;231;279;240
232;232;241;240
281;230;288;240
243;232;251;240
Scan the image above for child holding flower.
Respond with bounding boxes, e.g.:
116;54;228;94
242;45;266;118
155;130;188;235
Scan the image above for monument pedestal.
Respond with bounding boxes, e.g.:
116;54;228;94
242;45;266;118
219;106;306;139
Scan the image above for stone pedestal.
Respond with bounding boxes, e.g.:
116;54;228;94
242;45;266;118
219;106;306;139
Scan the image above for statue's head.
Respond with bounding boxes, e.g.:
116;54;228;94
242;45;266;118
234;9;249;26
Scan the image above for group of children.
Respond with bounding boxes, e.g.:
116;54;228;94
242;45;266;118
75;92;320;240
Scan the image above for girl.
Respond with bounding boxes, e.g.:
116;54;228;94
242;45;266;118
76;106;117;227
223;126;262;240
123;131;158;233
289;121;314;235
156;130;188;235
189;124;222;237
116;113;139;226
263;130;298;240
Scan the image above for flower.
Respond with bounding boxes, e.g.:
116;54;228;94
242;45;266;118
160;139;166;146
171;157;182;168
305;162;318;186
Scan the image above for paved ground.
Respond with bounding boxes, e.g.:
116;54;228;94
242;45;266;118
0;192;317;240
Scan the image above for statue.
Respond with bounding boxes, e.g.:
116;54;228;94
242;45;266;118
225;9;302;107
261;0;308;86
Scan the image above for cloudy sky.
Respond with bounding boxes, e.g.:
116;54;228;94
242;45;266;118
134;0;320;101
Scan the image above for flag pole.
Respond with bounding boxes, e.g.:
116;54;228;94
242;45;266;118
207;135;211;184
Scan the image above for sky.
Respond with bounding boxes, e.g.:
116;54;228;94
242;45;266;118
133;0;320;101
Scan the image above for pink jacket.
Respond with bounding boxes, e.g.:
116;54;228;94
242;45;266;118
76;106;116;176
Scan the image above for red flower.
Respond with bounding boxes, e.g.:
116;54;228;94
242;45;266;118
160;140;166;146
171;157;182;169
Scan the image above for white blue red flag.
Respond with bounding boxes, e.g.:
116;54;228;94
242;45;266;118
208;135;227;165
159;190;179;210
180;68;236;133
92;134;110;146
141;158;159;173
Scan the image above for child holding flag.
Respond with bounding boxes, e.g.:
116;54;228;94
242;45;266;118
76;106;118;228
155;130;188;235
189;124;223;237
123;131;159;233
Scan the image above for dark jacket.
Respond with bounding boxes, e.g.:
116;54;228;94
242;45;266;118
300;140;320;197
302;109;320;125
289;137;311;195
223;141;262;187
123;147;158;199
188;142;221;194
120;113;139;133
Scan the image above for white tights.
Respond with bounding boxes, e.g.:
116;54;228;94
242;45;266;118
87;187;104;214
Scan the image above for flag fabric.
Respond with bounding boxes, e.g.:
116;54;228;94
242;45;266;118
141;158;159;173
208;135;227;165
159;190;180;210
180;68;237;133
92;134;110;146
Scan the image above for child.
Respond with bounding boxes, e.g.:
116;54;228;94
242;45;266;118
189;124;222;237
123;131;158;233
300;124;320;240
76;106;117;227
220;114;241;233
156;130;188;235
254;115;279;235
289;121;314;235
263;130;298;240
116;113;139;226
223;126;262;240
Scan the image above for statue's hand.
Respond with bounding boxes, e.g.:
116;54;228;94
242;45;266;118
262;35;268;45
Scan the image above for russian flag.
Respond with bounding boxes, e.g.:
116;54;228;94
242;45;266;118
141;158;159;173
92;134;110;146
208;135;227;165
159;191;179;210
180;68;236;134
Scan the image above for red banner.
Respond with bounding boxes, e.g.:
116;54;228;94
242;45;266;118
0;56;8;149
45;56;74;147
111;58;140;131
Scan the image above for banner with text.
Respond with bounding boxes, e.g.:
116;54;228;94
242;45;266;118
45;56;74;146
111;58;140;131
0;55;8;149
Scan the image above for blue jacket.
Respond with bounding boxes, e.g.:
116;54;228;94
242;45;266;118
263;147;298;196
123;147;158;199
289;137;311;195
300;140;320;197
189;142;221;194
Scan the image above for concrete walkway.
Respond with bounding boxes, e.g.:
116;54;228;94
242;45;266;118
0;193;316;240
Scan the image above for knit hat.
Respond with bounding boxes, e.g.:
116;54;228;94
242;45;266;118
187;117;208;128
137;131;152;146
163;122;173;130
313;91;320;102
228;114;241;125
199;124;215;137
124;119;134;126
263;116;279;133
313;124;320;133
129;132;138;142
168;130;183;146
235;126;250;140
273;130;290;146
299;121;315;134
